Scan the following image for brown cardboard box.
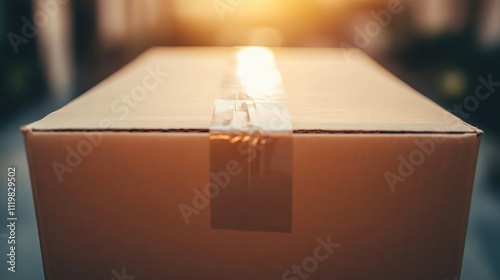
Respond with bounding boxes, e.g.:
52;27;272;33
22;47;481;280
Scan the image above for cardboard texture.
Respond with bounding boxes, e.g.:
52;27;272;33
22;47;481;280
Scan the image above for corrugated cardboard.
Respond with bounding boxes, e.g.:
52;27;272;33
22;47;481;280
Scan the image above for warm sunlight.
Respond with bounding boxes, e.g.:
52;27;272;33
235;47;283;100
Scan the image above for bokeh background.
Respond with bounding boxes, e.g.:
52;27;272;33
0;0;499;279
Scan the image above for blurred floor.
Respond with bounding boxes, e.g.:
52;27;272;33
0;95;499;280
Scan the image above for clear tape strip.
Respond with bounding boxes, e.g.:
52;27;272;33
210;47;293;232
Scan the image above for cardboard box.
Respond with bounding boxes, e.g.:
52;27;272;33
22;47;481;280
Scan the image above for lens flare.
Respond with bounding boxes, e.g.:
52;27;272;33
236;47;282;99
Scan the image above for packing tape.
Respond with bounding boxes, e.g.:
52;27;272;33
210;47;293;232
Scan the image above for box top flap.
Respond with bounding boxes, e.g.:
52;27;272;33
27;47;479;134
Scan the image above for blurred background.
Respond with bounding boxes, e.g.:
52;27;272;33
0;0;499;279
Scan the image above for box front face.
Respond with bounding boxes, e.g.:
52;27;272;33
25;131;478;280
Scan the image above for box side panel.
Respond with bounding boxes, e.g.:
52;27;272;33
292;133;479;280
22;129;49;279
26;132;479;280
26;132;211;280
